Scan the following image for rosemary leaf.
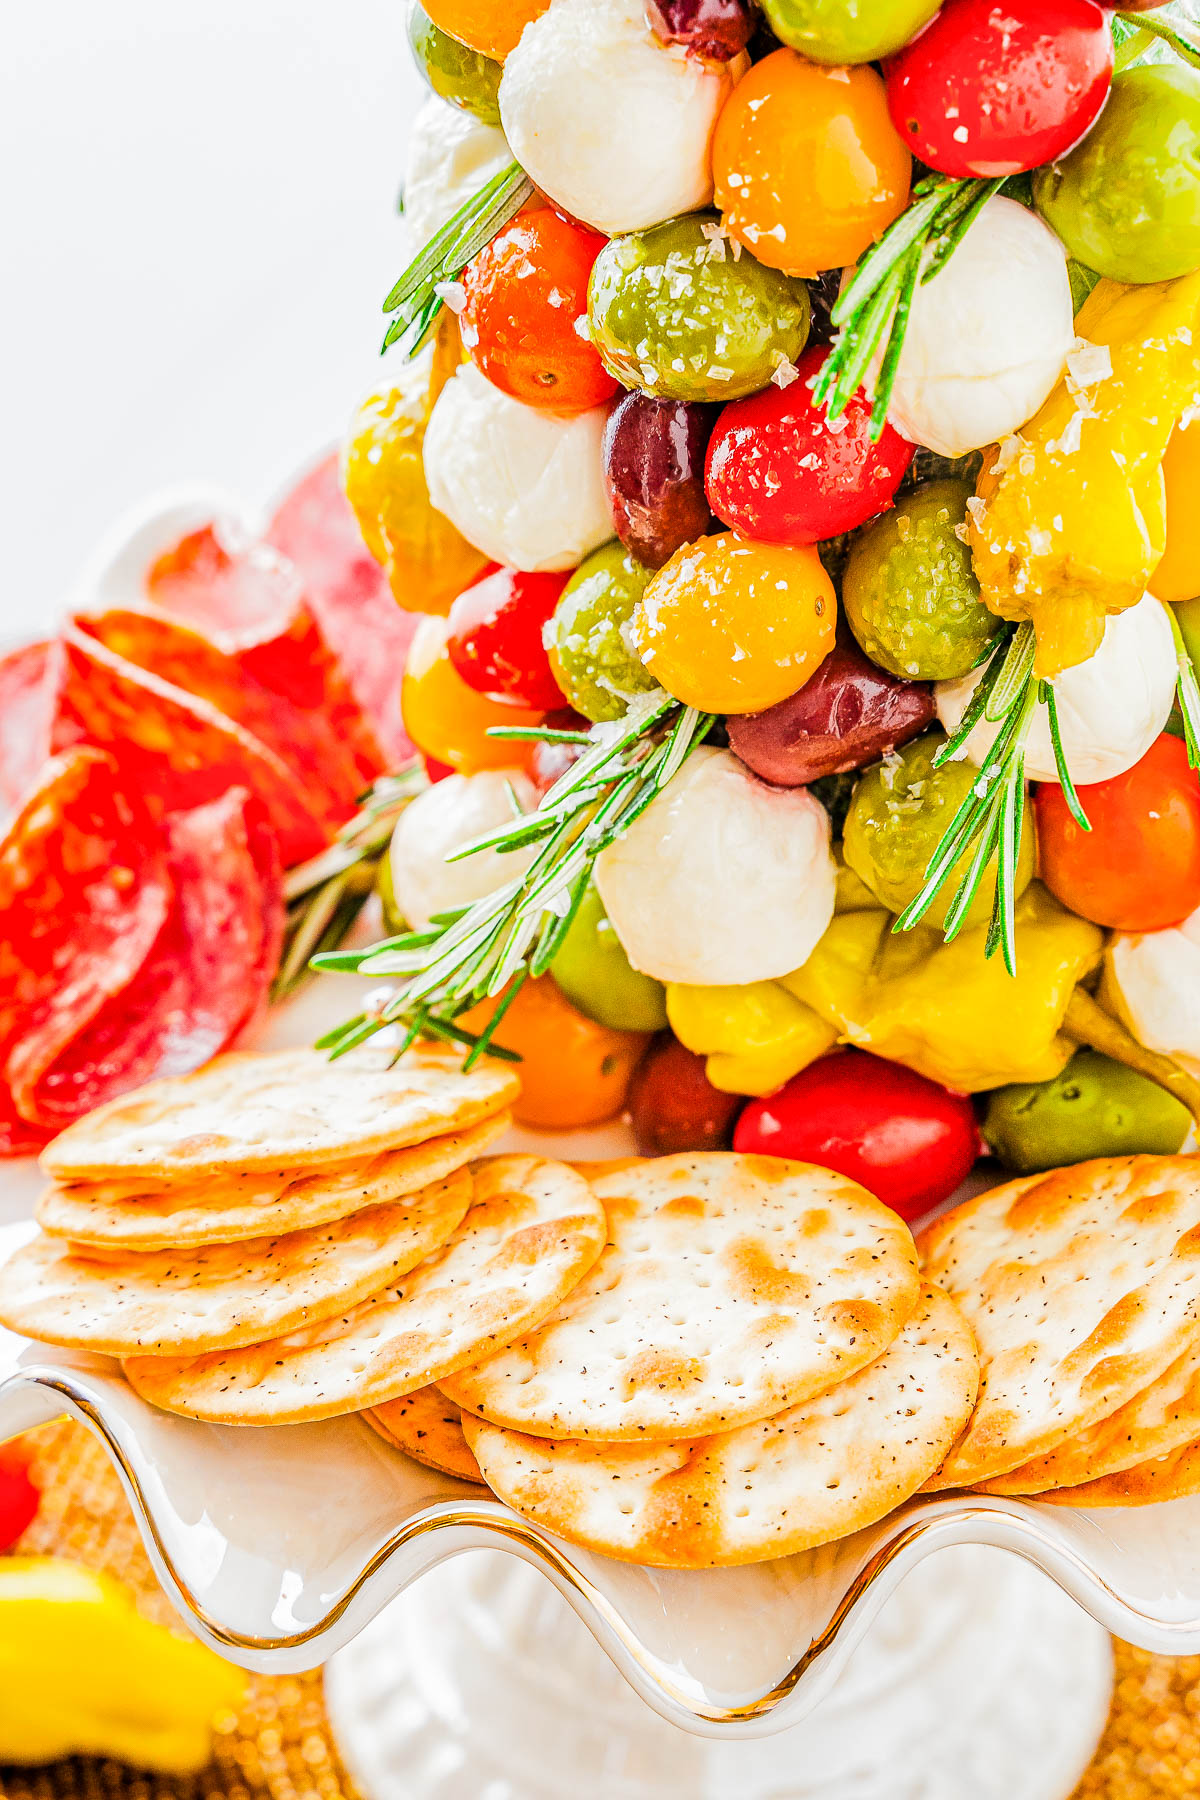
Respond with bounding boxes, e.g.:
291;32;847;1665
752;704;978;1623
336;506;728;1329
381;160;534;354
932;629;1012;767
984;622;1036;722
1117;8;1200;68
1043;680;1092;830
830;182;956;330
1168;602;1200;770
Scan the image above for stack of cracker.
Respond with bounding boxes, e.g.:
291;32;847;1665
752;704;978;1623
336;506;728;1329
919;1154;1200;1508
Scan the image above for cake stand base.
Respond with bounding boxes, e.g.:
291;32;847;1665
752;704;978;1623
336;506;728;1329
325;1545;1113;1800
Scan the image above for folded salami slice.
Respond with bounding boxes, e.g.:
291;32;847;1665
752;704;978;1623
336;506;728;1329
48;629;328;867
13;786;283;1131
0;643;54;825
266;453;416;764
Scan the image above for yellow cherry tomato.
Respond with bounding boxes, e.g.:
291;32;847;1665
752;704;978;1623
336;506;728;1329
666;979;836;1096
1154;420;1200;604
423;0;549;60
632;532;836;714
713;50;911;278
460;975;649;1128
402;615;544;773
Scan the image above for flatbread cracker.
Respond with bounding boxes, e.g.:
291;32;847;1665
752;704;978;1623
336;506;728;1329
1038;1439;1200;1508
36;1113;509;1250
463;1284;978;1567
365;1388;481;1482
41;1044;519;1180
444;1153;921;1441
123;1155;607;1424
922;1155;1200;1489
0;1170;472;1356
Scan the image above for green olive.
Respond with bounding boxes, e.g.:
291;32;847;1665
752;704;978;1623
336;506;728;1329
984;1049;1191;1175
1034;65;1200;285
758;0;942;63
407;1;502;126
547;541;658;723
841;481;1001;681
550;884;668;1032
843;732;1036;932
587;214;811;404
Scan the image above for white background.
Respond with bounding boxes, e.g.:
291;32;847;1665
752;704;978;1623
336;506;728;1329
2;2;423;639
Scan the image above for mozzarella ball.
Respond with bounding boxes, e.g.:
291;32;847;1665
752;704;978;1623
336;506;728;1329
389;769;540;930
402;95;511;251
594;746;836;984
499;0;732;234
886;198;1074;458
423;363;612;571
937;593;1176;786
1109;908;1200;1076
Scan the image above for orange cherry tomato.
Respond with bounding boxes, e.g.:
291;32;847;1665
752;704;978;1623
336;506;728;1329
460;975;649;1128
712;50;911;278
462;211;619;414
1154;422;1200;605
1035;734;1200;931
402;615;544;774
632;531;836;714
422;0;549;60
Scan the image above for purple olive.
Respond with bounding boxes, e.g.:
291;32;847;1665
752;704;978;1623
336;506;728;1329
603;393;719;570
644;0;757;59
727;634;935;788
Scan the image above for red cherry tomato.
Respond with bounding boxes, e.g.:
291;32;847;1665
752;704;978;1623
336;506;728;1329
461;211;620;414
885;0;1113;180
734;1048;981;1222
0;1439;40;1549
1035;734;1200;932
627;1036;743;1156
704;347;915;546
423;755;455;784
447;567;570;709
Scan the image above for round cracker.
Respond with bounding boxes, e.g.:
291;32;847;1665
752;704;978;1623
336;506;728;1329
1038;1438;1200;1508
36;1113;510;1250
443;1153;921;1442
122;1155;607;1424
463;1284;978;1567
40;1045;520;1180
0;1170;472;1356
921;1155;1200;1490
365;1388;481;1482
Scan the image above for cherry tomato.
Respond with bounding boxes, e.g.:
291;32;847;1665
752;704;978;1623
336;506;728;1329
0;1439;39;1549
713;50;911;277
734;1048;981;1222
627;1035;743;1156
1035;734;1200;932
885;0;1114;181
705;348;915;546
447;566;570;708
461;211;619;414
402;615;544;775
460;975;649;1129
423;755;455;784
422;0;549;60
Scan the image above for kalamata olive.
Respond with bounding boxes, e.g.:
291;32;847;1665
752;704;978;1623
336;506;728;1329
645;0;758;60
603;393;719;570
805;268;842;347
627;1035;743;1155
726;632;935;787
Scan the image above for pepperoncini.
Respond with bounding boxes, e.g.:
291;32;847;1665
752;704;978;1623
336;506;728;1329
969;271;1200;677
343;314;487;614
0;1557;245;1770
786;883;1103;1092
666;979;836;1096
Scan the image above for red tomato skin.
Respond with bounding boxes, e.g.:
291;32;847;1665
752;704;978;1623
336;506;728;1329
461;211;620;414
628;1036;742;1156
0;1441;39;1549
704;348;915;546
885;0;1114;180
733;1048;981;1223
1035;734;1200;932
446;568;570;710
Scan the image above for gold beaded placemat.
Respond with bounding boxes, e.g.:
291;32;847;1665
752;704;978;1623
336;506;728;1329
0;1418;1195;1800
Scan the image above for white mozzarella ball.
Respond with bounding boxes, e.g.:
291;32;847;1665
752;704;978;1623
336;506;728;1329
594;747;836;984
423;363;612;571
499;0;732;234
886;197;1074;458
402;95;511;251
390;769;540;930
936;593;1177;786
1109;908;1200;1075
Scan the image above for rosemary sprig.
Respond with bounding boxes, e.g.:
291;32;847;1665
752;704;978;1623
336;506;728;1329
1169;603;1200;770
1116;8;1200;69
381;160;534;354
313;698;712;1062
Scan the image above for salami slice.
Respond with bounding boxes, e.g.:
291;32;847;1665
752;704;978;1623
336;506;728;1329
13;786;283;1130
0;643;54;824
48;629;328;867
266;453;416;764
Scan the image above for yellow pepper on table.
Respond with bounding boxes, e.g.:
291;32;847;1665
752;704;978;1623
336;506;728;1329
0;1557;245;1770
969;271;1200;676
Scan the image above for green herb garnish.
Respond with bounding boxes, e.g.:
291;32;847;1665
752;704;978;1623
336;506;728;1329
382;159;533;354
